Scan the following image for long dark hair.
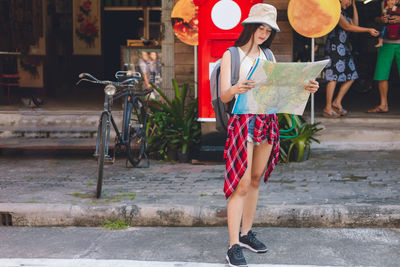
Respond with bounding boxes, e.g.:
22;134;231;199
234;23;276;53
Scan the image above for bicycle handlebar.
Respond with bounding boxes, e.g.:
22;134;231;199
76;72;140;87
115;71;141;80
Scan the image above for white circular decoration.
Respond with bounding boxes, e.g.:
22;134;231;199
211;0;241;30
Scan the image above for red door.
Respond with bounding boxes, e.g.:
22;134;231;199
194;0;262;120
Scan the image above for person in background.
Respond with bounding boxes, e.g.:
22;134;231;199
148;51;158;84
148;51;162;99
375;0;400;48
138;51;151;90
149;51;162;89
368;0;400;113
323;0;379;118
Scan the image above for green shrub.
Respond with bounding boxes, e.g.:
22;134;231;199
147;79;201;161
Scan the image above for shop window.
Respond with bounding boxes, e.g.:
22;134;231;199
104;2;161;42
149;10;161;42
103;1;161;80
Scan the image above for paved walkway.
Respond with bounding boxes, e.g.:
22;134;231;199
0;150;399;227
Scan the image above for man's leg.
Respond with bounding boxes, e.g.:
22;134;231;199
369;43;394;112
367;80;389;112
378;80;389;110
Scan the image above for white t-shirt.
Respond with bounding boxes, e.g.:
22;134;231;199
236;47;267;111
237;46;267;82
233;47;269;103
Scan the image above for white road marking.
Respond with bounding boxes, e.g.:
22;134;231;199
0;258;348;267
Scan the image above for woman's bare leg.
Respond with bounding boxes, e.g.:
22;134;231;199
241;141;273;234
324;80;337;114
227;142;254;247
332;79;354;111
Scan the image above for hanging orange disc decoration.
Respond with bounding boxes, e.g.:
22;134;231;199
288;0;341;38
171;0;199;46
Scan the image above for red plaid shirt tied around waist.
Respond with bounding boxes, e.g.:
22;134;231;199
223;114;280;199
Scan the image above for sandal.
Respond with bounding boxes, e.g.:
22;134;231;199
367;106;389;113
322;110;340;118
332;105;348;116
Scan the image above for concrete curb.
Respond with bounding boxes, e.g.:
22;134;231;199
1;203;399;228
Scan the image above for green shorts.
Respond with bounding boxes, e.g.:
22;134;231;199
374;42;400;81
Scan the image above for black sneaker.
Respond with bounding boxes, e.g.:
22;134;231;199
239;230;268;253
226;244;247;267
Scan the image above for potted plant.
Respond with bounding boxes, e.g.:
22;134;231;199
165;99;200;162
278;114;322;162
147;79;201;162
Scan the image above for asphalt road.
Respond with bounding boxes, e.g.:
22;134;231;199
0;227;399;267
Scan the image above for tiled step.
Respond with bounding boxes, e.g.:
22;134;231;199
0;110;123;148
0;138;97;149
311;116;400;150
1;110;400;150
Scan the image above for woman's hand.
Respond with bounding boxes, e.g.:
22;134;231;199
230;80;255;95
368;28;379;37
304;80;319;93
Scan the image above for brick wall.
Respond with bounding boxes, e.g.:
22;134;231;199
174;40;195;87
265;0;293;62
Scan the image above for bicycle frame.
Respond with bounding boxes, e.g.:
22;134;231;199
94;87;145;158
77;71;151;197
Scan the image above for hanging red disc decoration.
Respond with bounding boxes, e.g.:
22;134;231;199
171;0;199;46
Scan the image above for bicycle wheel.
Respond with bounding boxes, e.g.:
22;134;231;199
126;97;147;167
96;112;109;198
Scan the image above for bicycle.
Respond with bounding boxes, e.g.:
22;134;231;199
77;71;152;198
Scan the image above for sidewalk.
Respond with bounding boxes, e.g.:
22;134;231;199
1;107;400;150
0;150;399;228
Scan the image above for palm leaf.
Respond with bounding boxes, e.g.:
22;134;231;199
150;82;172;106
172;79;181;99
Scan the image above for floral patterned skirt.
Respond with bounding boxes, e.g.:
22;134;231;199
324;47;359;82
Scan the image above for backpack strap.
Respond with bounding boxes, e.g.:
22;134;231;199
227;46;240;85
262;47;274;62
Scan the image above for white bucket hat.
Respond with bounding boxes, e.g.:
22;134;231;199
241;3;280;32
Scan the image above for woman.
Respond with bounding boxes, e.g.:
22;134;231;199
323;0;379;118
220;4;319;267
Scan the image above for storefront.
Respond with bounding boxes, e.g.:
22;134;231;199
1;0;399;114
0;0;165;108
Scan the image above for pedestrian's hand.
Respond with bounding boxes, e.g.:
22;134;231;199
368;28;379;37
382;15;389;24
304;80;319;93
232;80;255;94
389;15;400;24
